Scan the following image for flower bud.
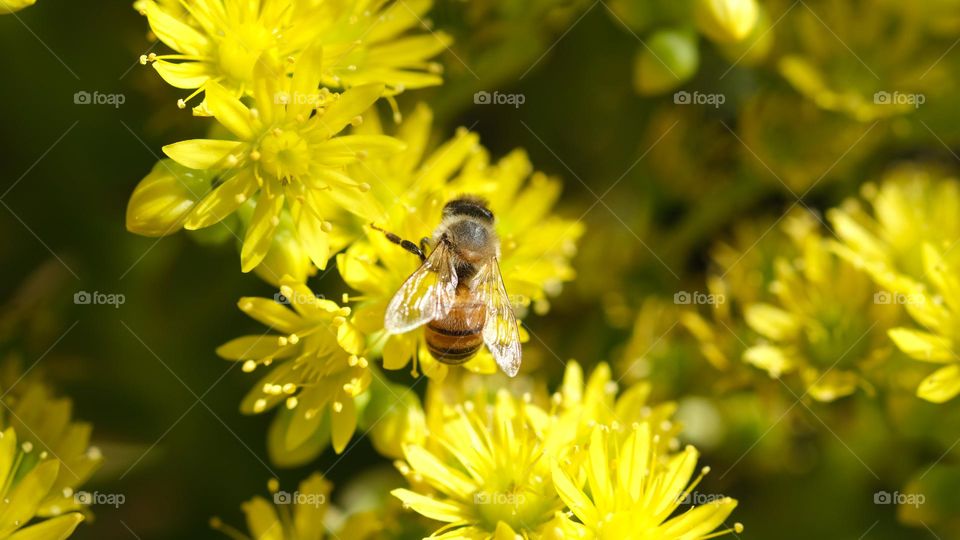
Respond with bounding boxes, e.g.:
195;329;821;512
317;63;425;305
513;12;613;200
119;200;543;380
718;5;773;65
695;0;759;44
126;160;209;237
365;381;426;460
633;28;700;96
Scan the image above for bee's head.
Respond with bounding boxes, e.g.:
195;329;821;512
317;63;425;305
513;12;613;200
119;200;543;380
442;196;494;223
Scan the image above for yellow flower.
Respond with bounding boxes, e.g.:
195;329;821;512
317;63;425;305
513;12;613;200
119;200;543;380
552;423;742;540
391;361;690;539
829;165;960;294
741;219;898;401
683;214;814;373
391;389;567;538
337;103;583;380
0;0;35;14
0;373;102;539
211;474;333;540
216;278;369;456
776;1;940;121
137;0;449;107
888;245;960;403
151;44;405;273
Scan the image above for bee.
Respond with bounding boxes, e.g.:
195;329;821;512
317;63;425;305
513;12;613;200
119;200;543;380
372;196;522;376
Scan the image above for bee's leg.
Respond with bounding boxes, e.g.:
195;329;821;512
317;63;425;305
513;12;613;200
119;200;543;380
419;237;430;254
370;223;426;262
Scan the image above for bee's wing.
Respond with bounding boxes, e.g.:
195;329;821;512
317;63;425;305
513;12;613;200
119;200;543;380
474;257;522;377
384;241;459;334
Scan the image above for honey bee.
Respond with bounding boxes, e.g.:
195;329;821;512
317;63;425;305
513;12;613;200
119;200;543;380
372;196;522;376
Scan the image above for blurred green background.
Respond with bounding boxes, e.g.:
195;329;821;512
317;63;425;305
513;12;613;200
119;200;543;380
2;0;960;538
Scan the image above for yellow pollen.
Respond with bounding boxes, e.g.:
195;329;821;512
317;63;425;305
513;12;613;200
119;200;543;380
332;401;343;413
242;360;257;372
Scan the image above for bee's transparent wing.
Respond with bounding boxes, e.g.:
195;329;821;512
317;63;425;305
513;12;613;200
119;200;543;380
384;242;459;334
474;257;522;376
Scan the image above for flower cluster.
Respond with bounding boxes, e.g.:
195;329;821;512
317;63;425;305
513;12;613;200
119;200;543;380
678;166;960;405
127;0;450;277
0;370;102;539
391;361;741;539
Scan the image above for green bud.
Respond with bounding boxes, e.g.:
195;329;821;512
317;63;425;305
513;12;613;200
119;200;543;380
125;159;209;237
633;28;700;95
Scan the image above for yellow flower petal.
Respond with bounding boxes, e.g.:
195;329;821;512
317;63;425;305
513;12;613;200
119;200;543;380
390;489;464;523
7;513;83;540
184;169;257;230
918;364;960;403
236;297;302;334
743;344;795;377
152;59;210;89
552;460;598;526
314;84;385;139
241;496;283;540
330;395;357;454
205;82;256;140
888;328;955;363
241;194;285;273
141;0;209;56
744;303;801;341
0;460;60;536
403;445;476;500
163;139;243;170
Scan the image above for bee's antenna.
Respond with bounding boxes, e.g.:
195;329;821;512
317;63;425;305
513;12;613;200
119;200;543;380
369;223;426;262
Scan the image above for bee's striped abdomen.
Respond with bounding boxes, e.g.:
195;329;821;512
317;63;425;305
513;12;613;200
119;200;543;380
425;291;486;364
